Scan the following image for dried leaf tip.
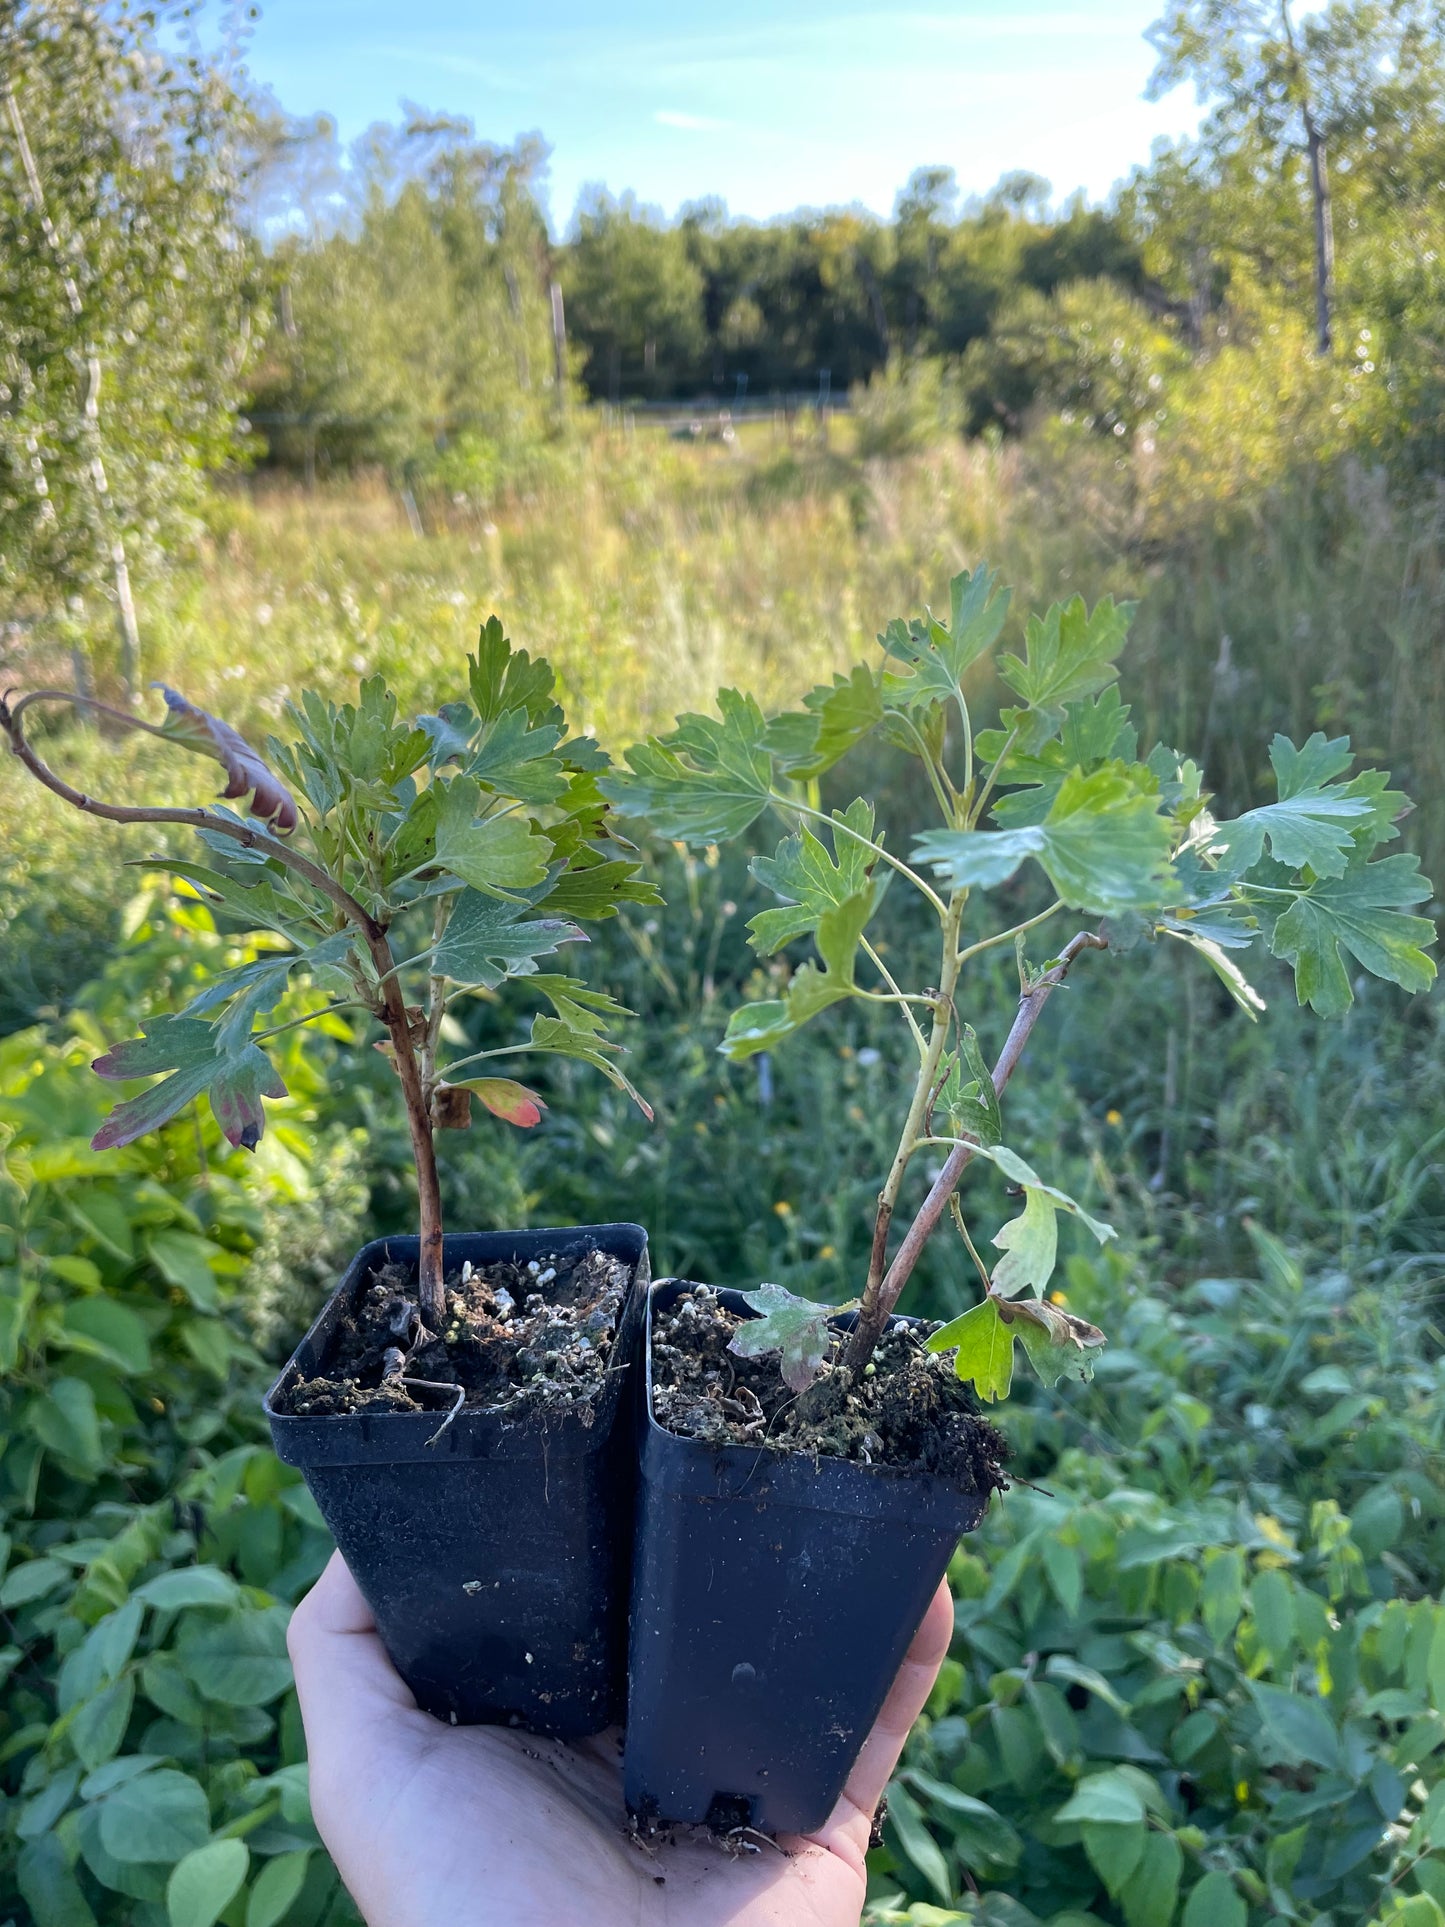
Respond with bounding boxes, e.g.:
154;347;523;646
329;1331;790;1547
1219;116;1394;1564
153;684;298;831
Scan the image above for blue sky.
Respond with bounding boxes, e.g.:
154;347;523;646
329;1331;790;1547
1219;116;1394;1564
244;3;1202;230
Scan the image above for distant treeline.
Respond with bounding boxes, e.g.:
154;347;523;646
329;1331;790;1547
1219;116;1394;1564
240;0;1445;488
7;0;1445;650
557;174;1145;405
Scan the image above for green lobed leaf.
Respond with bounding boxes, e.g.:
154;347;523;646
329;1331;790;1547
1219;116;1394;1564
1160;922;1266;1017
719;890;873;1061
465;705;567;806
532;850;661;921
881;564;1011;710
729;1283;841;1393
998;594;1134;716
973;1144;1116;1247
433;776;551;896
1212;732;1374;879
926;1296;1014;1402
991;1188;1061;1299
747;799;884;954
914;766;1174;914
526;1014;653;1120
530;975;633;1038
431;890;585;987
468;616;562;728
164;859;322;942
600;689;774;843
1267;853;1437;1016
766;663;885;776
182;932;355;1052
986;690;1142;827
936;1024;1002;1147
416;699;477;767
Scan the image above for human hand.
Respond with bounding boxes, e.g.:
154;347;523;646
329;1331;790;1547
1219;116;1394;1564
288;1550;952;1927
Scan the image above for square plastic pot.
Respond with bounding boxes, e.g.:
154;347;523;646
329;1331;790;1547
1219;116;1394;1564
266;1224;649;1738
623;1280;991;1834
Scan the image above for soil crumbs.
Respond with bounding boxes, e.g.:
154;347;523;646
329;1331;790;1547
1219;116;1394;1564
279;1245;632;1425
651;1286;1009;1495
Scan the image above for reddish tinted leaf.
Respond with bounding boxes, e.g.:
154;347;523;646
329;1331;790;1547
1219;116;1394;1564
92;1064;215;1150
155;685;298;831
210;1050;288;1151
446;1078;548;1128
94;1017;215;1084
90;1016;284;1152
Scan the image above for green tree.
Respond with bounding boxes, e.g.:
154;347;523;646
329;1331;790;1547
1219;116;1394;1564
250;114;562;494
1149;0;1445;356
0;1;259;693
963;278;1186;438
562;190;705;401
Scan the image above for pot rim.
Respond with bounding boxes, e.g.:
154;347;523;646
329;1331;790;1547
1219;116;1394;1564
638;1276;996;1525
265;1225;649;1465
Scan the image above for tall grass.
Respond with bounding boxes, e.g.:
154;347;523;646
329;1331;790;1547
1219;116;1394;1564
2;421;1441;1035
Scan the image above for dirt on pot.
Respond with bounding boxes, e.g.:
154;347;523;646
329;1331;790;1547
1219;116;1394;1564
276;1244;633;1425
650;1286;1010;1494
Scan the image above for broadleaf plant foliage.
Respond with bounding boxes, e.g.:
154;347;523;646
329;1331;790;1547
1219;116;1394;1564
0;618;659;1325
605;567;1437;1400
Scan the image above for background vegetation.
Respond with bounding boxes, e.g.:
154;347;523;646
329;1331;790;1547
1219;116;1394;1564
2;2;1444;1924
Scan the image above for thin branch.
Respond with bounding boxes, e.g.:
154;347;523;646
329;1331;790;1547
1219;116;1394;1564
421;894;450;1108
949;1195;994;1295
889;709;957;822
843;929;1107;1369
957;899;1063;968
1;685;448;1324
860;936;929;1057
1;689;375;934
250;1001;365;1046
859;891;966;1314
967;723;1020;831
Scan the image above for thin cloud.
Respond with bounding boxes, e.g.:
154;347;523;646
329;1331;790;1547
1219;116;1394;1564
368;44;526;92
654;109;729;131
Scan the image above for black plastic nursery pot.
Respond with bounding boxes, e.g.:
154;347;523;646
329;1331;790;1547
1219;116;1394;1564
266;1224;649;1738
623;1281;992;1836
